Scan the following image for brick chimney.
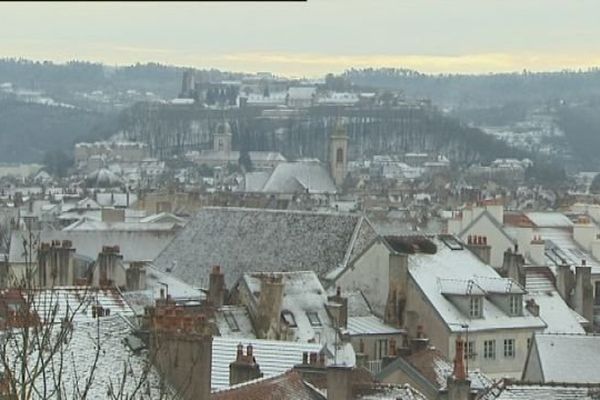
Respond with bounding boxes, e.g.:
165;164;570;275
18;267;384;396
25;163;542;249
327;365;352;400
256;274;284;339
574;260;593;326
466;235;491;265
208;265;225;307
446;336;471;400
409;325;430;353
149;308;214;400
229;343;263;386
327;286;348;329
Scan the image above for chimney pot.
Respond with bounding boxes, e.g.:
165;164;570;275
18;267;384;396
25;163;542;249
336;286;341;297
582;259;586;266
246;344;253;358
237;343;243;360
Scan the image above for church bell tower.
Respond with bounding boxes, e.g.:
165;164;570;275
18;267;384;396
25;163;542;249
329;122;348;188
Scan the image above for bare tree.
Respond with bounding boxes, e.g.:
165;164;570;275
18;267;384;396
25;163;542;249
0;221;177;399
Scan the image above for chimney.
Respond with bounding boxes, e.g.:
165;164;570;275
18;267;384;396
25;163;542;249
126;262;146;291
591;235;600;260
150;311;213;400
208;265;225;307
101;207;125;223
256;274;284;339
466;235;491;265
502;246;525;286
556;262;575;303
229;343;263;386
95;245;123;288
410;325;430;353
446;336;471;400
574;262;593;326
327;286;348;329
525;299;539;317
573;217;596;251
326;366;352;400
528;235;546;265
385;252;408;326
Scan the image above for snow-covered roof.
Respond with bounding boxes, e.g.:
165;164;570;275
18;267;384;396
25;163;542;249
0;288;167;398
408;236;546;333
493;384;600;399
215;305;256;338
9;229;176;264
525;291;586;334
211;336;322;390
242;271;337;343
259;161;337;194
63;218;180;232
288;87;316;99
152;207;378;288
525;212;573;228
347;315;404;336
529;333;600;383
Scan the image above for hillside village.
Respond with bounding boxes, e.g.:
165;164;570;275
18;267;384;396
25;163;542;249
0;70;599;400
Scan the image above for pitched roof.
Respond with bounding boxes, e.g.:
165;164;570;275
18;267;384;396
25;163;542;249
9;229;175;264
531;334;600;383
260;161;337;194
491;383;600;400
212;370;325;400
211;336;322;390
152;207;378;288
524;291;586;334
459;209;516;245
408;236;545;333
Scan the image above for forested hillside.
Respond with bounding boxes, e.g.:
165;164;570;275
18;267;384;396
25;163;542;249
0;100;117;162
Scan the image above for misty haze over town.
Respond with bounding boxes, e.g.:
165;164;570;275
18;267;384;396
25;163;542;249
0;1;600;399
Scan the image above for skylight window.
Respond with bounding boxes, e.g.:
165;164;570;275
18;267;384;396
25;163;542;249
223;311;240;332
306;311;322;327
281;310;297;327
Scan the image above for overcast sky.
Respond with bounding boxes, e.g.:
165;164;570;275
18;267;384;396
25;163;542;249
2;1;600;77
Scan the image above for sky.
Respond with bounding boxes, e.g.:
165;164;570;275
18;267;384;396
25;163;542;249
2;1;600;77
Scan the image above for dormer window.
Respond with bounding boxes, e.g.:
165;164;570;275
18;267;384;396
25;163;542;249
306;311;322;327
469;296;482;318
281;310;297;327
509;295;522;316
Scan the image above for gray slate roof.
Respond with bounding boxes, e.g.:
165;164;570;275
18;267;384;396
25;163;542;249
152;207;378;289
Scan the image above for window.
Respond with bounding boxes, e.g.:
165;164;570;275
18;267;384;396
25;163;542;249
306;311;322;327
464;341;476;360
376;339;388;359
509;295;522;315
469;297;482;318
336;148;344;164
484;340;496;360
281;310;297;327
504;339;515;358
223;311;239;332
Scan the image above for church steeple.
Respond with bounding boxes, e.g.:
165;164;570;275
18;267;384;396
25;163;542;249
329;121;348;188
